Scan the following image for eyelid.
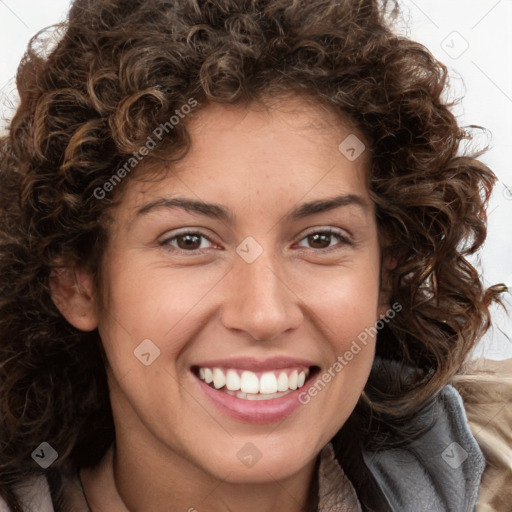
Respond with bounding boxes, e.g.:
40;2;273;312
300;226;350;238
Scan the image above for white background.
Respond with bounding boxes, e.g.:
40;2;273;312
1;0;511;359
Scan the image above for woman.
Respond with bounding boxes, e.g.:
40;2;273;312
0;0;509;510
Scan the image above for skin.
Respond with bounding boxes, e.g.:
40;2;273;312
51;97;390;511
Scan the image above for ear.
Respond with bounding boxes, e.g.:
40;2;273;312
378;254;397;319
49;266;99;332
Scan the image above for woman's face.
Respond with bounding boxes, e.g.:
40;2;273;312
94;98;386;483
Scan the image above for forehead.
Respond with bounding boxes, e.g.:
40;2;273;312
116;97;372;221
185;96;366;164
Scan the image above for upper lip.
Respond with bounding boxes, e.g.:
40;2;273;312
192;356;318;372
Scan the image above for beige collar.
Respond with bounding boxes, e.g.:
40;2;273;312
317;443;362;512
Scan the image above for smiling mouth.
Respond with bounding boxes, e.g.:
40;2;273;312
191;366;318;401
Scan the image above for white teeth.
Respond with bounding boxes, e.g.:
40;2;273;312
259;372;278;394
212;368;225;389
277;372;289;392
240;371;259;394
245;390;288;400
204;368;213;384
225;369;241;391
288;370;298;390
196;366;310;395
224;389;292;400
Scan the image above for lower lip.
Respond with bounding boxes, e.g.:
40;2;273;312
195;375;307;424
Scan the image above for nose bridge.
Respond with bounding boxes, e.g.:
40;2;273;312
220;244;302;341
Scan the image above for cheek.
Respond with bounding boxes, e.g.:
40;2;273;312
318;276;378;386
293;256;380;422
98;257;219;344
304;257;381;341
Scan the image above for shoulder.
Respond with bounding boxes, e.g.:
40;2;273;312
357;356;494;511
360;382;485;512
452;357;512;512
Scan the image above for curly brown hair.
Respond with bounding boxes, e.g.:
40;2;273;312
0;0;505;509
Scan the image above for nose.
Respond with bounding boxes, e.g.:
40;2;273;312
220;250;303;342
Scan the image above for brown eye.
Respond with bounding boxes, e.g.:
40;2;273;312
297;229;351;250
160;232;214;252
175;234;203;250
306;233;332;249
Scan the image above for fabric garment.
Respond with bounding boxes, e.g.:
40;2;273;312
452;357;512;511
360;384;484;511
1;358;510;511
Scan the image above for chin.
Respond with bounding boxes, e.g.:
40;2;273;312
197;438;319;484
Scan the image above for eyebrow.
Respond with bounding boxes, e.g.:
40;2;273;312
136;193;370;222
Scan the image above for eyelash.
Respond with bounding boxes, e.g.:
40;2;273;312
159;228;352;255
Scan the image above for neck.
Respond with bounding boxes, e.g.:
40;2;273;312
80;439;319;512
